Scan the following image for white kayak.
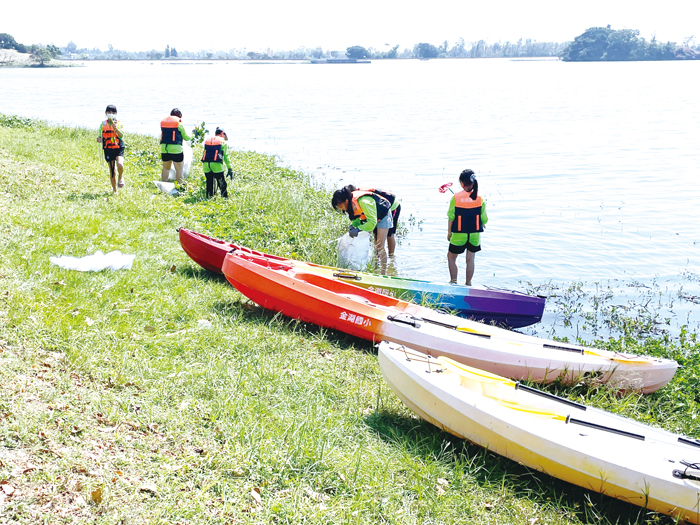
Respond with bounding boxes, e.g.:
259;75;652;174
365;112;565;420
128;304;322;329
223;250;678;393
378;341;700;524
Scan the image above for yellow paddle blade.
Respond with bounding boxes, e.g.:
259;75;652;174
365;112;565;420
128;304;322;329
438;356;568;420
455;326;490;336
491;399;568;420
438;356;517;388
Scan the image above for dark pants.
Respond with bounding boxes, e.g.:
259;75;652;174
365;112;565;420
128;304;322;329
205;171;228;198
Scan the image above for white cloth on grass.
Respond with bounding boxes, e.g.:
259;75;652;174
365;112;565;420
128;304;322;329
49;250;135;271
154;180;179;196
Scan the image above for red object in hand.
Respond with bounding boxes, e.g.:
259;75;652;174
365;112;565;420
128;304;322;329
439;182;454;194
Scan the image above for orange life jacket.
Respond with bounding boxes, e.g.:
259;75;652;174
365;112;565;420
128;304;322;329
350;190;391;222
101;120;122;150
201;136;224;163
451;190;484;233
160;116;182;145
357;187;396;207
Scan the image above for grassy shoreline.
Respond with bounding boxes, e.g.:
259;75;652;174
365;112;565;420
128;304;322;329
1;115;699;524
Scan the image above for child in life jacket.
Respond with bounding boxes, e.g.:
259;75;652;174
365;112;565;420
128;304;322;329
160;108;192;187
201;127;233;198
96;104;125;193
447;169;488;285
331;185;400;275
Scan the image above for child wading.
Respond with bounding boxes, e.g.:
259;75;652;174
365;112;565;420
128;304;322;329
97;105;125;193
201;127;233;198
331;185;400;275
447;169;488;285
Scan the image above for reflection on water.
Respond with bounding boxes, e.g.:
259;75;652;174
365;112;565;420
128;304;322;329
1;59;699;339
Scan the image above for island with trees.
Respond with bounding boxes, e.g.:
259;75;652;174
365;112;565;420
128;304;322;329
1;33;63;67
560;27;699;61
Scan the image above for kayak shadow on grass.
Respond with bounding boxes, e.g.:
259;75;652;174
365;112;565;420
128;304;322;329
177;264;228;283
365;409;661;524
209;296;376;352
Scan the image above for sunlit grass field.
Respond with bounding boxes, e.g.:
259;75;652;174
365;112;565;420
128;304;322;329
0;114;698;524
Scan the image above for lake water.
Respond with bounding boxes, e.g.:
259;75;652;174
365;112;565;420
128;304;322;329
2;59;699;339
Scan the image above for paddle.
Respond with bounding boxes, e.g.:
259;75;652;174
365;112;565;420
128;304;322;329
438;182;454;194
437;355;647;439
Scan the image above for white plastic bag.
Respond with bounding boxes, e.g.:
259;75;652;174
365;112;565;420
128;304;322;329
337;230;371;270
168;142;192;181
154;180;179;197
49;250;135;272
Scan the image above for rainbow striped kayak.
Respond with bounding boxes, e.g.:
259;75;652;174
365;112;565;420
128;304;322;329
378;341;699;523
221;249;677;393
179;228;545;328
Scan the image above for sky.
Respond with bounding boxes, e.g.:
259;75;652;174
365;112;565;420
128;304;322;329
4;0;698;53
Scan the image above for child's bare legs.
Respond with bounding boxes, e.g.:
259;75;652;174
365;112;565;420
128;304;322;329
161;160;172;182
375;228;389;275
173;161;184;184
447;251;459;283
387;234;396;257
465;250;476;286
108;160;117;193
115;156;125;186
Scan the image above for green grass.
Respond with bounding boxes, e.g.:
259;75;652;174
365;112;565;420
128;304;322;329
0;114;698;524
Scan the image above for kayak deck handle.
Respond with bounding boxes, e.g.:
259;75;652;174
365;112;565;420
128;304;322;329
678;437;700;449
515;383;587;411
422;317;491;339
566;416;645;440
388;314;420;328
544;343;585;355
333;273;361;280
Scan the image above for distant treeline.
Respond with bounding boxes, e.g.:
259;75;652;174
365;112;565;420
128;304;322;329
35;38;570;61
5;28;699;64
561;27;700;61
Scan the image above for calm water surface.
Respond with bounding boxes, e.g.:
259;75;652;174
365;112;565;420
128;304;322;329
2;59;699;338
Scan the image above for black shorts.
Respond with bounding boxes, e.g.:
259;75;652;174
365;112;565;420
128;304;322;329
448;242;481;255
104;148;124;162
388;205;401;238
161;152;184;163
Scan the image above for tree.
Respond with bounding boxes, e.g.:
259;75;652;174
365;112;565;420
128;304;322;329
560;27;612;61
0;33;18;50
346;45;368;59
165;45;170;58
450;37;466;57
148;50;163;60
385;44;399;59
604;29;641;60
31;46;54;66
413;42;439;58
171;47;178;57
66;41;77;53
47;44;62;58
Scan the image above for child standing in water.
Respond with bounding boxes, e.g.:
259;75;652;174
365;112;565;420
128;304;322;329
97;105;125;193
447;169;488;285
